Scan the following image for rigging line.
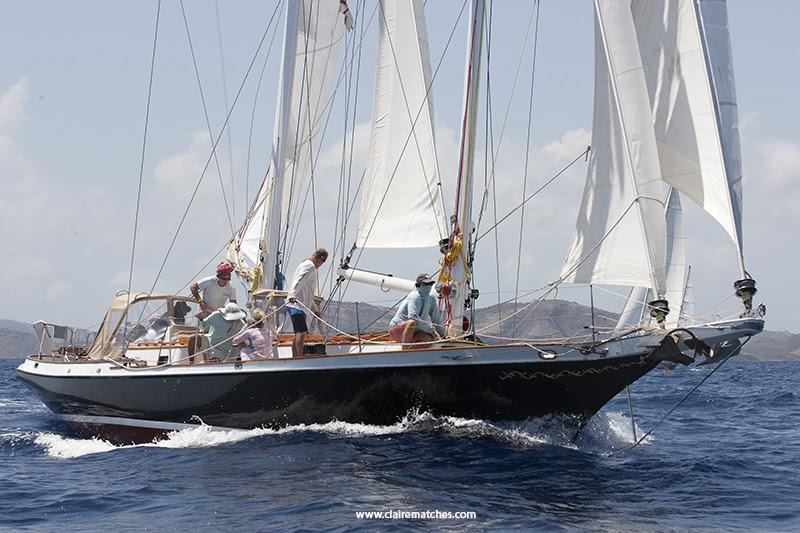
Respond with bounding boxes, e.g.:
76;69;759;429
344;0;469;277
214;0;236;220
284;1;340;269
279;1;315;263
473;192;660;336
327;10;361;295
476;146;588;242
245;0;284;208
512;0;541;334
486;0;502;324
334;0;367;306
271;2;379;260
284;3;374;277
606;336;751;457
306;0;325;254
126;0;162;316
488;2;539;173
144;2;283;299
179;0;235;235
376;0;447;240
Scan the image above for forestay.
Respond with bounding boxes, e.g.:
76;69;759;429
356;0;446;248
561;0;666;295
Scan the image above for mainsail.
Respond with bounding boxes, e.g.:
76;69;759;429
631;0;744;267
561;0;667;296
356;0;446;249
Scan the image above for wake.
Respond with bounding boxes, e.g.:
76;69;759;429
22;409;650;459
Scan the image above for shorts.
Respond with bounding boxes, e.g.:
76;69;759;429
289;309;309;334
388;321;435;344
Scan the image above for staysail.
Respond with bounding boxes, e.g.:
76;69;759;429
561;0;667;295
356;0;446;248
663;187;687;328
615;187;689;331
631;0;743;268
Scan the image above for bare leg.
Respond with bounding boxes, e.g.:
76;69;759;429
401;320;417;350
292;333;305;358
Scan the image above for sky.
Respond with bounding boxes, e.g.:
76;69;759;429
0;1;797;333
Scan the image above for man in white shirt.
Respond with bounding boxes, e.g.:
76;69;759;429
287;248;328;358
190;262;237;319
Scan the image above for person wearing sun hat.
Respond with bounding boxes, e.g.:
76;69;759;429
198;302;246;362
191;262;237;320
388;273;445;350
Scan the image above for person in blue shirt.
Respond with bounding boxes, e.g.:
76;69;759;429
388;274;445;350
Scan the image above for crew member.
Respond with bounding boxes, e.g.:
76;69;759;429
388;273;445;350
191;262;237;319
286;248;328;358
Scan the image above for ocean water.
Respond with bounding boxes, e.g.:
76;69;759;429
1;358;798;532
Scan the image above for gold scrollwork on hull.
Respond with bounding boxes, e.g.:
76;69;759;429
498;356;649;381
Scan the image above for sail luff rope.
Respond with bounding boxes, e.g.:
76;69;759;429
179;0;236;236
512;0;541;335
125;0;162;341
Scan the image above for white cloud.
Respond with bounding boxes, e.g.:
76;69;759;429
0;77;28;133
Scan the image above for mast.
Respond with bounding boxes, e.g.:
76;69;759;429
261;1;299;291
442;0;485;335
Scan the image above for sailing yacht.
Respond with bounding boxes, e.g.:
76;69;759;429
18;0;763;444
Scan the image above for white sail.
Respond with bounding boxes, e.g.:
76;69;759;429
356;0;446;248
561;0;666;295
260;0;349;288
631;0;743;262
663;187;687;328
680;266;695;325
227;179;270;281
615;187;687;331
615;286;650;332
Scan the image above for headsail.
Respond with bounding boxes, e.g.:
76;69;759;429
560;0;666;295
631;0;743;266
356;0;446;248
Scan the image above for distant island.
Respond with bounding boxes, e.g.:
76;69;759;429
1;301;796;360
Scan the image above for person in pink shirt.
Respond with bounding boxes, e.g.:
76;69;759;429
233;308;278;360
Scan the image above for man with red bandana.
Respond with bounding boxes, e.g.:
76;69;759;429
191;262;237;320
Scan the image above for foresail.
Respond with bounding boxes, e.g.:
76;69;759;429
356;0;446;248
560;0;666;294
227;179;270;282
631;0;742;254
664;187;687;328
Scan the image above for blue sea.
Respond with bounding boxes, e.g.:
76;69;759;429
1;358;798;532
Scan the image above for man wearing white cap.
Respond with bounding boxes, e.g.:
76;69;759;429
388;273;445;350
